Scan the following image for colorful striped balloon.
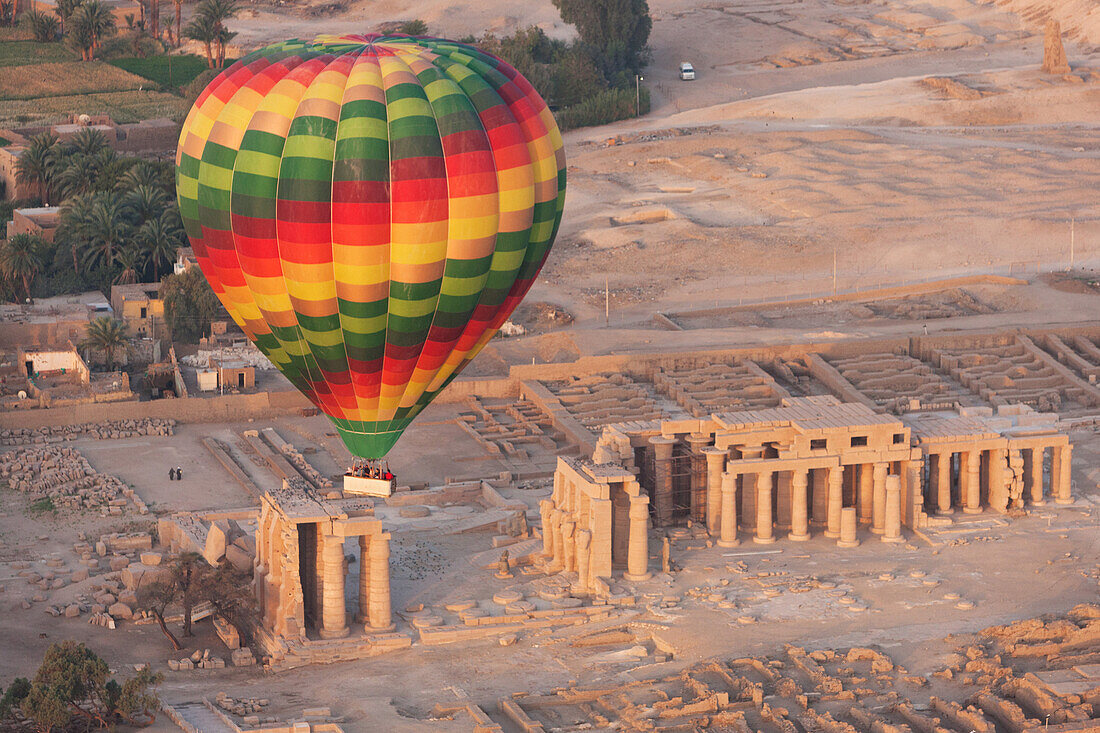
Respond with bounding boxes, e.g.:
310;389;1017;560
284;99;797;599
176;34;566;458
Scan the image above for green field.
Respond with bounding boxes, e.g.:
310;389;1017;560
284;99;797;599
0;90;192;127
0;39;78;67
109;54;211;90
0;61;148;100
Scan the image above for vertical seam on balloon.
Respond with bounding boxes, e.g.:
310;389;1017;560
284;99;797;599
375;41;394;440
276;51;352;433
411;44;504;402
385;43;465;428
326;46;364;436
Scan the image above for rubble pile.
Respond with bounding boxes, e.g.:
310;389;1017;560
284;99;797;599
0;446;147;513
1;418;175;446
278;443;333;489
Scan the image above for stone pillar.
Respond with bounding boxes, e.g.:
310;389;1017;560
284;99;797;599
936;453;953;514
356;534;370;623
686;434;710;524
1026;447;1045;505
718;472;739;548
811;468;827;525
754;472;775;544
857;463;873;523
789;469;810;541
988;448;1008;513
549;509;565;571
650;437;676;527
882;476;904;543
963;451;981;514
1054;444;1073;504
561;520;576;573
539;499;555;556
825;465;843;539
838;507;859;548
367;532;393;632
574;530;591;595
703;447;726;537
871;463;887;535
624;494;651;581
319;533;349;639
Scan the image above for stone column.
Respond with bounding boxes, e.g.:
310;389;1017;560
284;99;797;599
574;530;592;595
356;534;371;623
825;465;843;539
963;450;981;514
871;463;887;535
686;434;710;524
539;499;555;556
1055;443;1073;504
754;472;775;544
988;448;1008;513
624;494;651;581
549;509;565;571
719;472;739;548
811;468;827;525
789;469;810;541
649;437;676;527
936;453;953;514
319;533;349;639
838;507;859;548
1026;447;1045;505
367;532;393;632
858;463;873;523
561;520;576;573
882;475;904;543
703;447;726;537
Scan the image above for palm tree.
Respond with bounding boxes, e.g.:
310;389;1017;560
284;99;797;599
82;196;134;270
54;153;101;199
185;0;237;67
68;127;109;157
117;159;173;192
113;244;144;284
170;0;181;46
24;9;60;41
81;316;130;370
184;11;216;67
123;184;167;223
14;133;57;204
57;193;94;272
0;234;45;301
69;0;116;60
54;0;82;35
138;207;183;281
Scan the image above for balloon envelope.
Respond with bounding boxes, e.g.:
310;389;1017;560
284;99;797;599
176;34;566;458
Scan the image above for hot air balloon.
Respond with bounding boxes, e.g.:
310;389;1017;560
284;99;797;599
176;34;566;459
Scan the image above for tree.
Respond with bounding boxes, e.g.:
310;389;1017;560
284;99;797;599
113;244;144;284
68;127;110;158
69;0;116;61
54;0;82;35
203;563;258;640
552;0;651;79
54;152;101;200
184;0;236;67
117;159;174;193
15;133;58;205
0;234;45;301
80;316;129;369
123;183;168;223
0;641;162;731
170;0;181;45
162;267;220;342
81;195;134;269
136;578;183;650
23;9;60;41
138;207;184;281
397;18;427;35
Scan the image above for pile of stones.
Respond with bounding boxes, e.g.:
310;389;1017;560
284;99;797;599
1;418;175;446
278;443;333;489
0;446;142;513
214;693;268;717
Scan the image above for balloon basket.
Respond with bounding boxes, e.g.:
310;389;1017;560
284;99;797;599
343;473;395;498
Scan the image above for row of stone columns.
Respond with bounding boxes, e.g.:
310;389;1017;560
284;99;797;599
317;529;392;638
540;495;649;589
931;444;1072;514
713;464;904;546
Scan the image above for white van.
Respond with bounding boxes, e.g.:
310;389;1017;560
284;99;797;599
679;62;695;80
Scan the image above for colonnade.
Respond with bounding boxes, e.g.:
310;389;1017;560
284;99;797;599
927;442;1072;514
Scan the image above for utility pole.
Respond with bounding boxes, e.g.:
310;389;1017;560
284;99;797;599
832;246;837;296
635;75;643;117
1070;217;1075;270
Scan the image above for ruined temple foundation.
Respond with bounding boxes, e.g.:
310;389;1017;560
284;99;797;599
549;397;1073;579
